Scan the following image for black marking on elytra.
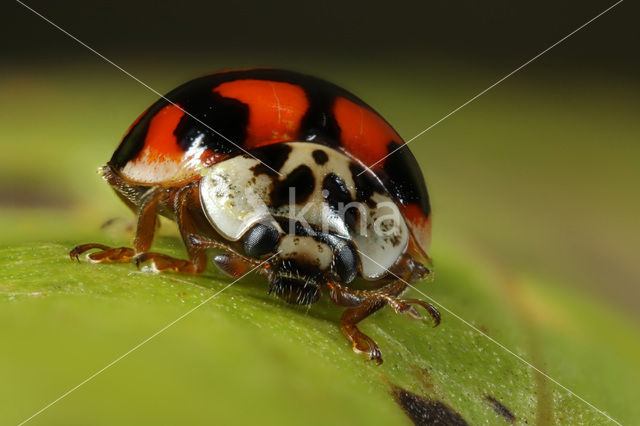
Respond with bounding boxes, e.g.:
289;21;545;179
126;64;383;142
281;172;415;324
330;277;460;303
174;91;249;154
486;395;515;423
391;385;468;426
384;141;431;216
322;173;357;228
110;77;251;168
249;143;292;176
110;68;417;196
312;149;329;165
203;68;371;150
270;165;315;206
299;102;341;148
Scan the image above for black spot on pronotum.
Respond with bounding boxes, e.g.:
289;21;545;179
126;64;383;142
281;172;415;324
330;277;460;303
383;141;431;216
486;395;515;423
391;385;468;426
249;143;293;176
322;173;351;207
322;173;358;228
349;162;385;203
312;149;329;165
269;165;315;206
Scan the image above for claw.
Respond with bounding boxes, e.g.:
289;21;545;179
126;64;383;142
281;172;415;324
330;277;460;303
134;253;146;269
398;304;422;320
403;298;441;327
349;330;383;365
69;243;112;262
366;346;383;365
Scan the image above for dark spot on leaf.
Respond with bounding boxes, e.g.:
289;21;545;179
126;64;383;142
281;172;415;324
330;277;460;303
486;395;515;423
477;324;490;334
391;385;468;426
412;366;436;394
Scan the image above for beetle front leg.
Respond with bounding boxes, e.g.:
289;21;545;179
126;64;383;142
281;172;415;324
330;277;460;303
70;187;166;263
341;299;387;365
327;280;406;364
327;278;440;364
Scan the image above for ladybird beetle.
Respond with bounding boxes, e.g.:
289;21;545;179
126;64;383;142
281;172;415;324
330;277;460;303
71;68;440;364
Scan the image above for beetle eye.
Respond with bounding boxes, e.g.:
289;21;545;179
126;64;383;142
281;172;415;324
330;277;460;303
243;222;280;258
333;244;358;283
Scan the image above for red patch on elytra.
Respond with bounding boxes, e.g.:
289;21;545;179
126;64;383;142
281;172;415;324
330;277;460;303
214;80;308;149
400;203;432;259
136;104;185;163
333;97;401;167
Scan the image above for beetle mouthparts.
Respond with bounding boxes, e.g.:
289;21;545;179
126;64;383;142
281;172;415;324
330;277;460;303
269;275;321;305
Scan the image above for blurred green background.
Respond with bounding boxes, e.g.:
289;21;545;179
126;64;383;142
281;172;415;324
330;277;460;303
2;0;639;424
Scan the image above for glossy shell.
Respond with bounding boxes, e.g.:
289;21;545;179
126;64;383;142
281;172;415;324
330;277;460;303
109;68;432;261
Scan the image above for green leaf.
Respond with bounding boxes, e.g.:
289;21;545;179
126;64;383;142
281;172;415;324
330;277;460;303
1;233;638;425
2;66;638;425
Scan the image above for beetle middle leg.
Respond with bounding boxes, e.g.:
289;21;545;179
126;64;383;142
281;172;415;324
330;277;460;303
134;182;208;274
